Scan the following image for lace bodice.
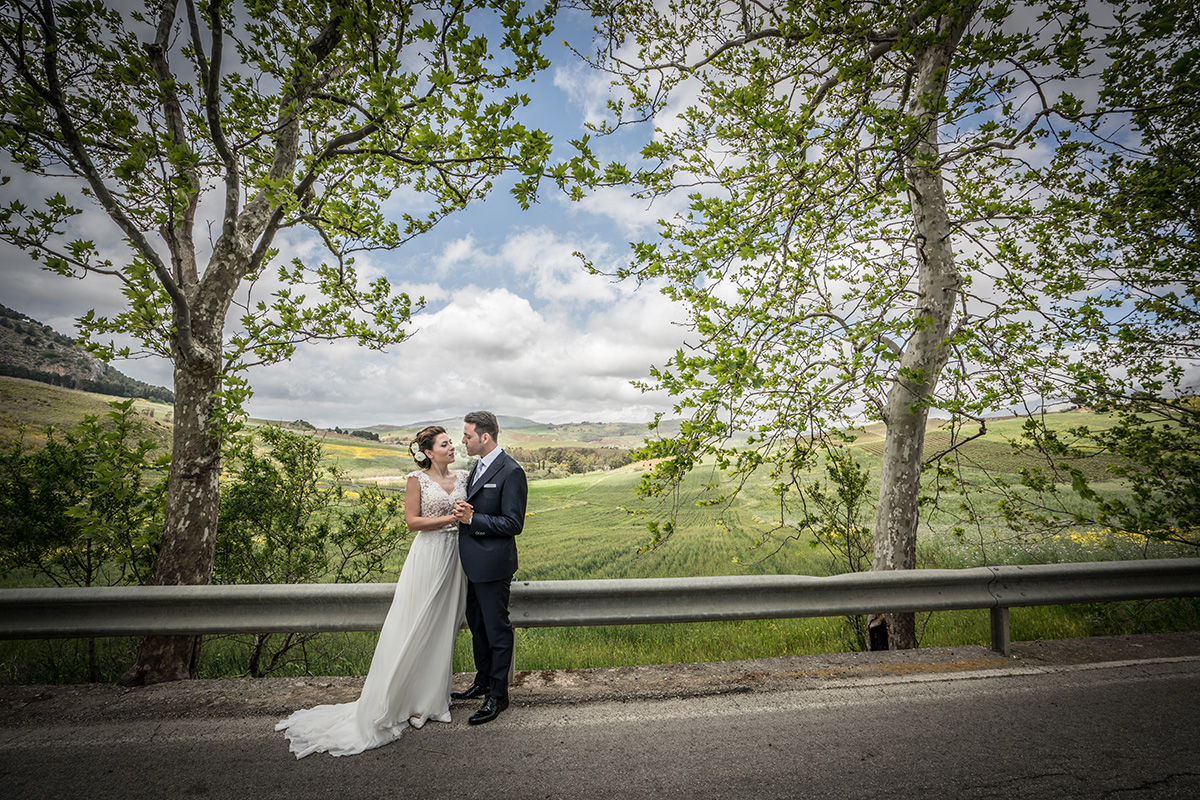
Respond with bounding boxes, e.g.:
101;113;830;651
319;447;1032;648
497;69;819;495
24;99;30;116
411;470;467;535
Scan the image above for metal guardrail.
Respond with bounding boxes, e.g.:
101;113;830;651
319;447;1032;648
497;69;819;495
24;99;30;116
2;558;1198;656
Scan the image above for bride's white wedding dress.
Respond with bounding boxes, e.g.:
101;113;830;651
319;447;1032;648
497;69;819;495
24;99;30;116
276;470;468;758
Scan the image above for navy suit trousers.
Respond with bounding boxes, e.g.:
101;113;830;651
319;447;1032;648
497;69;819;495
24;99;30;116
465;575;513;698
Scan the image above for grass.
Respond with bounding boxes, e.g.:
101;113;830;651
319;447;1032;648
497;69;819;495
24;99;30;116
317;440;415;478
4;457;1195;685
1;392;1197;684
0;377;174;450
516;468;825;581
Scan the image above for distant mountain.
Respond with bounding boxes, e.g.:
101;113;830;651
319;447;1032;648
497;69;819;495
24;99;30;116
0;304;174;403
348;415;682;450
363;415;541;434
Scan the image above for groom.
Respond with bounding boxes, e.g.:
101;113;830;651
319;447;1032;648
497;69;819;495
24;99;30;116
452;410;528;725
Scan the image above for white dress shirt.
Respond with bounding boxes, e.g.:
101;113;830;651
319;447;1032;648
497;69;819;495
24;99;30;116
472;447;504;484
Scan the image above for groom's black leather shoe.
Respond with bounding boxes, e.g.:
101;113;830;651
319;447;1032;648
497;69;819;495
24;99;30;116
451;683;489;701
468;696;509;725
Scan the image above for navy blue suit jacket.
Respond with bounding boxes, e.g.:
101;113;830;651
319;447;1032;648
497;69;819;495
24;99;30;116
458;450;527;583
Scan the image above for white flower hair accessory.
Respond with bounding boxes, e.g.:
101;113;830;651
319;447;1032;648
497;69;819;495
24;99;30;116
410;440;428;464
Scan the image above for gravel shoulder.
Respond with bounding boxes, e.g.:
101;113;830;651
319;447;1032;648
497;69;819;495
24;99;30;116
2;631;1197;726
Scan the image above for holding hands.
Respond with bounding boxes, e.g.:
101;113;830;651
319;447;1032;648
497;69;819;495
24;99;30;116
453;500;473;525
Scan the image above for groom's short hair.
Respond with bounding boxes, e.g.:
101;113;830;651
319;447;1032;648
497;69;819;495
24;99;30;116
464;410;500;441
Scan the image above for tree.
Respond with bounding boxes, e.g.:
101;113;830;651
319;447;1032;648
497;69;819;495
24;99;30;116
803;448;876;576
998;403;1200;550
0;399;165;588
214;426;408;677
803;446;879;650
999;0;1200;548
0;400;166;679
0;0;557;682
572;0;1132;647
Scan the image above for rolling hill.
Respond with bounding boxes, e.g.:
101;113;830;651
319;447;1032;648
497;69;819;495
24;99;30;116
0;376;174;449
354;417;675;449
0;374;667;457
0;304;173;403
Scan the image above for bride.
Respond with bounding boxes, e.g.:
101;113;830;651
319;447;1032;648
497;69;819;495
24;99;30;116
276;425;468;758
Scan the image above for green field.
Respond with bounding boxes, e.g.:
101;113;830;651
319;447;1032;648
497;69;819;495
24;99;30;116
0;377;174;449
4;456;1196;685
1;381;1196;684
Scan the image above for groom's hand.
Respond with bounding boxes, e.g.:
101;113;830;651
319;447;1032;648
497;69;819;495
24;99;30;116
453;500;474;525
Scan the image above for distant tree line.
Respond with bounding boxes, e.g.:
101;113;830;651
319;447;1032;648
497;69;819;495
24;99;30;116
0;361;174;404
328;427;380;441
1;305;78;348
507;446;632;477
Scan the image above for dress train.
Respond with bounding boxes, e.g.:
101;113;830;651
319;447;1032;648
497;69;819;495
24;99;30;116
276;471;467;758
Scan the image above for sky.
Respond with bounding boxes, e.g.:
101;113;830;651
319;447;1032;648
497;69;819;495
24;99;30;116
0;5;689;430
2;2;1193;432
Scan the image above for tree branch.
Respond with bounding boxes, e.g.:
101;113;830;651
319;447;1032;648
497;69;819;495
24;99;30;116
805;310;904;357
30;0;214;370
145;0;201;288
184;0;240;245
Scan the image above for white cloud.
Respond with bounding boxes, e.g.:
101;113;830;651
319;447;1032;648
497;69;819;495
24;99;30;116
433;235;478;278
241;271;687;427
563;186;672;240
552;62;622;130
1;191;687;428
497;227;620;306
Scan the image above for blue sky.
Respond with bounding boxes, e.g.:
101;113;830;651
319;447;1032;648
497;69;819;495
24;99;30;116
8;3;1190;432
0;5;691;429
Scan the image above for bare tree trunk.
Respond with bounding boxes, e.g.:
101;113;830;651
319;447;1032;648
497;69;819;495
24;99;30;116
120;357;222;684
248;633;268;679
870;6;975;650
114;0;306;681
873;393;932;649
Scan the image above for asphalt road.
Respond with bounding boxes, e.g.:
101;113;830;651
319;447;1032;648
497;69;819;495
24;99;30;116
2;635;1199;799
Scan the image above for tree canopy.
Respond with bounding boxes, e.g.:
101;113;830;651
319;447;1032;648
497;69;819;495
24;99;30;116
570;0;1196;645
999;0;1200;547
0;0;560;682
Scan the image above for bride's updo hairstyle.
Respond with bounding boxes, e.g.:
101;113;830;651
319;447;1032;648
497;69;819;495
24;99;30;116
409;425;446;466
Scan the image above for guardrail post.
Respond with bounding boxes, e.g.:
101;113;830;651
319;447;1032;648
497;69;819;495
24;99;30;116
990;606;1011;656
